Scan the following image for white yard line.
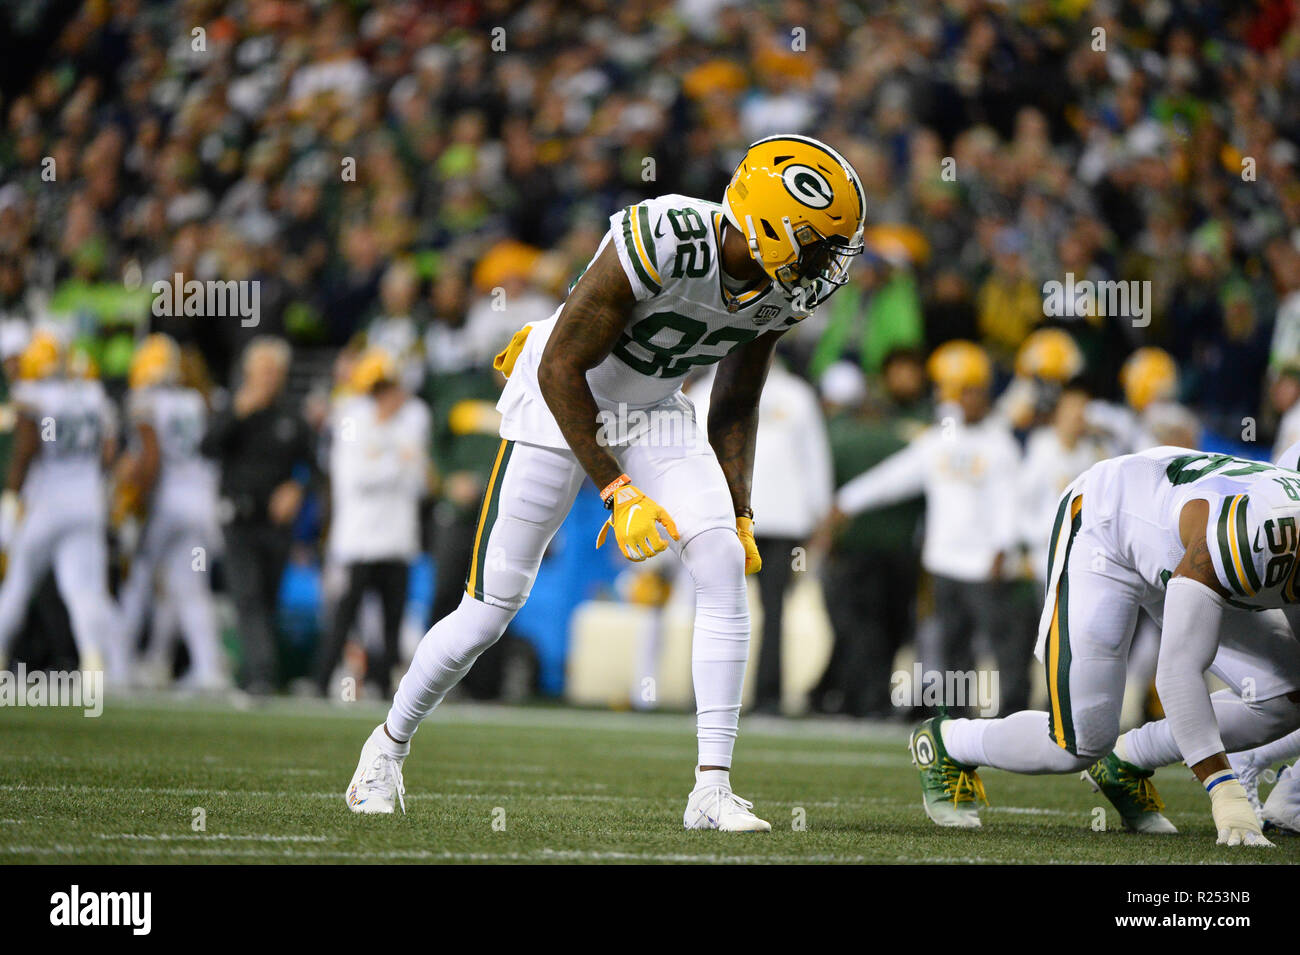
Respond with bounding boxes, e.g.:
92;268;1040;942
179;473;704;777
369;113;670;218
100;695;911;745
1;843;883;863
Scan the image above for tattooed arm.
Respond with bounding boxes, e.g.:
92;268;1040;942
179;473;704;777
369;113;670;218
537;241;637;490
707;330;783;516
1173;499;1232;598
1161;498;1234;782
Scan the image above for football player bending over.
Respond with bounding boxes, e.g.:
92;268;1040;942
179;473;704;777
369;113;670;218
912;446;1300;846
346;135;865;829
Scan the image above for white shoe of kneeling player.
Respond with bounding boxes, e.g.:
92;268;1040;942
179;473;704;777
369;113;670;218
1262;764;1300;834
346;724;407;814
683;768;770;832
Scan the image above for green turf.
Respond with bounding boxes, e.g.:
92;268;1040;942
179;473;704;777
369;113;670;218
0;697;1294;864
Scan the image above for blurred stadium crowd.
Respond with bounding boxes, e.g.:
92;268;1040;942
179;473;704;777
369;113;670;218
3;0;1300;713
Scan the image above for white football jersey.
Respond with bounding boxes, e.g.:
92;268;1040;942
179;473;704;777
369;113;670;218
128;384;218;518
498;194;807;448
835;415;1023;582
1072;446;1300;609
13;377;115;512
1019;427;1108;580
327;393;430;562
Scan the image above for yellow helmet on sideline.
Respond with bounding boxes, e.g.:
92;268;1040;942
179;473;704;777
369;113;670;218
350;347;397;394
722;135;866;309
928;340;992;402
18;330;62;380
1016;328;1084;382
129;334;181;389
1120;347;1178;411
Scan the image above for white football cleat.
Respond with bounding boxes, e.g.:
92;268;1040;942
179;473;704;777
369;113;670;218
683;769;771;832
346;725;406;814
1262;764;1300;834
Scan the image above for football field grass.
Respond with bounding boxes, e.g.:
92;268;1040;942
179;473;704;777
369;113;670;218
1;697;1295;864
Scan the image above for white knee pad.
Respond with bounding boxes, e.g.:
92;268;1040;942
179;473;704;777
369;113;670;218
434;593;515;669
680;526;746;594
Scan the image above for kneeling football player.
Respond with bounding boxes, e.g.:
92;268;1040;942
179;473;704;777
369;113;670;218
346;135;866;830
912;447;1300;846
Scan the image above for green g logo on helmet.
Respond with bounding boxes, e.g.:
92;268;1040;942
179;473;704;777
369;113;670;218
781;164;834;209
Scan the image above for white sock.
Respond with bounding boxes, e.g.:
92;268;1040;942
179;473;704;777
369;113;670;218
681;529;750;769
695;768;731;792
1122;689;1300;770
385;593;514;742
942;712;1092;774
374;723;409;759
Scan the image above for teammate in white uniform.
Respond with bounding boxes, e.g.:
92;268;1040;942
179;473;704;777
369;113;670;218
912;446;1300;846
1079;437;1300;832
345;135;867;830
116;334;225;690
0;331;121;677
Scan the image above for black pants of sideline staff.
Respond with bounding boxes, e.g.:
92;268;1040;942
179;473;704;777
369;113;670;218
753;534;801;713
224;522;291;694
930;574;1036;716
813;549;918;718
313;559;409;699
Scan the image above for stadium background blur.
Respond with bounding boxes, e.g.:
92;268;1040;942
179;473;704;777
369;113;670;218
4;0;1300;721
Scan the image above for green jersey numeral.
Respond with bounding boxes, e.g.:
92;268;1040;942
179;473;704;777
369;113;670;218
611;312;758;378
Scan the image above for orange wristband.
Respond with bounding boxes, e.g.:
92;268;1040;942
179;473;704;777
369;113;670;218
600;473;632;508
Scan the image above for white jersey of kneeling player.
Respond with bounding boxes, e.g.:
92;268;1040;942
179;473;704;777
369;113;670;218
1038;446;1300;714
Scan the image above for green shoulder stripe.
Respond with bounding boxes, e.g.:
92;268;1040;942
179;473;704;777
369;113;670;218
635;206;659;273
1216;497;1246;596
1235;495;1262;593
620;206;660;294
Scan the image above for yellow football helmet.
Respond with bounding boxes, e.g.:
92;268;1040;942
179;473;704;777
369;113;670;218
129;333;181;389
927;340;992;402
1015;328;1084;382
1120;347;1178;411
17;331;62;380
723;135;865;309
350;347;397;393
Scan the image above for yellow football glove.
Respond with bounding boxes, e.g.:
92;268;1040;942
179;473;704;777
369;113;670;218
737;514;761;575
596;477;680;561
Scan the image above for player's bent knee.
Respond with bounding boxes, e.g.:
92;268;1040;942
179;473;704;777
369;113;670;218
1070;706;1120;763
680;527;746;589
1249;692;1300;742
443;592;516;660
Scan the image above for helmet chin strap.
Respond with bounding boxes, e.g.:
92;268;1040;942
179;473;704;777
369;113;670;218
741;214;763;262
